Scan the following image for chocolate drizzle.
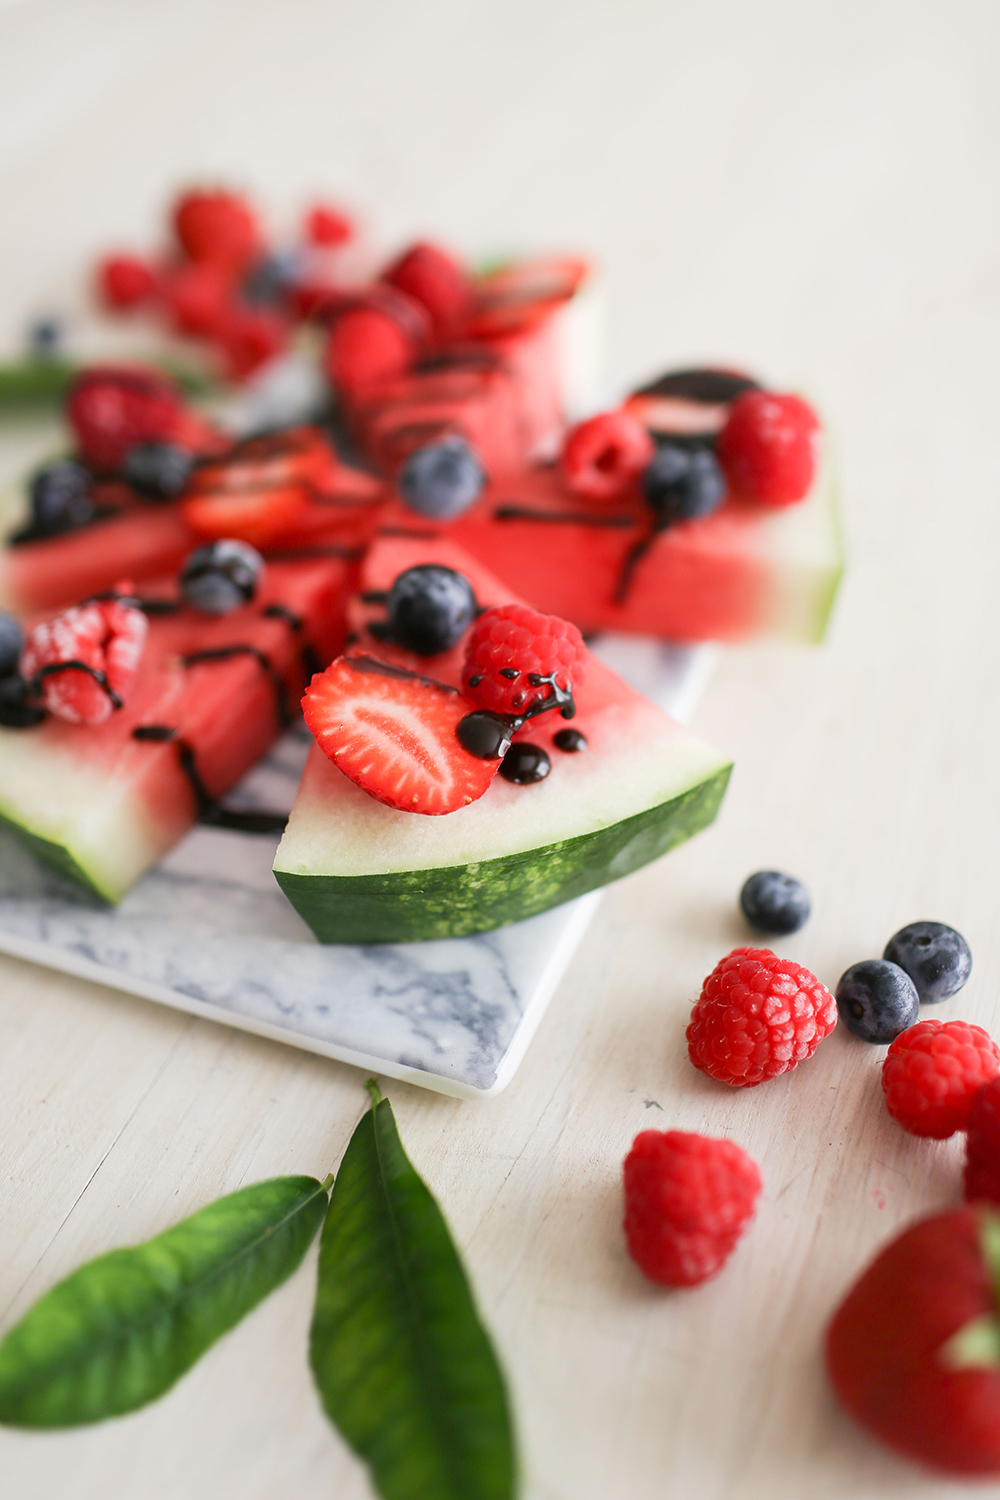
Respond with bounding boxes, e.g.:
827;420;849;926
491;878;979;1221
457;672;576;763
343;654;460;693
553;728;587;752
131;723;288;834
498;743;551;784
181;645;291;727
631;368;760;403
493;505;634;529
27;659;123;710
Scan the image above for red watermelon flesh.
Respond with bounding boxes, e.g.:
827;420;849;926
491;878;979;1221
0;557;353;901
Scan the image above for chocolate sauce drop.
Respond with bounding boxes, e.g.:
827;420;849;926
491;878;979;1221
499;743;551;784
456;711;512;760
553;728;587;753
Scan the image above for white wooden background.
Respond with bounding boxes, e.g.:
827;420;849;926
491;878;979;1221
1;2;999;1496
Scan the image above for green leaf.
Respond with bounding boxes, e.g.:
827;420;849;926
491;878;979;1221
309;1083;516;1500
941;1312;1000;1370
0;1173;331;1427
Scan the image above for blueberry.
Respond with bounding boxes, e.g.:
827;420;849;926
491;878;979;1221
242;252;298;305
0;613;23;678
739;870;811;935
29;318;62;357
180;540;263;614
28;459;94;536
836;959;919;1044
386;564;477;656
0;673;45;728
642;443;725;526
883;921;972;1005
123;442;196;501
399;437;485;520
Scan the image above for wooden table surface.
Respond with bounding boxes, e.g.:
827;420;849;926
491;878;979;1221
2;2;999;1496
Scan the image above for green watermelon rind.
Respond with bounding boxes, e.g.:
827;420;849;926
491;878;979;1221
0;807;109;902
273;761;731;944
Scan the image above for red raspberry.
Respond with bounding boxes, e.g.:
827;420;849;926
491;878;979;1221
160;261;235;337
21;589;147;725
214;305;287;380
964;1078;1000;1205
66;367;187;471
686;947;837;1087
323;288;430;397
623;1130;761;1287
882;1019;1000;1140
97;253;157;311
559;409;655;501
382;241;473;337
304;203;354;247
717;390;820;507
173;188;260;272
461;603;587;719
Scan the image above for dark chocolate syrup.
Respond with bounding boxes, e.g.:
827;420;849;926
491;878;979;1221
82;588;179;615
631;368;760;403
8;506;122;547
343;654;460;693
499;743;550;784
456;673;576;763
414;346;504;374
553;728;587;752
181;645;291;727
262;544;365;562
456;712;512;760
359;590;388;605
27;659;123;710
131;724;288;834
493;505;634;529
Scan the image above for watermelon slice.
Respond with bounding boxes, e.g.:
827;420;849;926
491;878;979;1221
0;557;351;902
273;536;730;942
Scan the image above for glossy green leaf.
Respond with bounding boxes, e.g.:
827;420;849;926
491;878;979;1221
310;1083;516;1500
0;1173;331;1427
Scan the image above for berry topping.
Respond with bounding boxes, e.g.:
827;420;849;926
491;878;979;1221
642;443;726;525
686;947;837;1087
97;253;157;310
385;564;477;656
304;204;354;247
882;1020;1000;1139
382;241;473;336
498;742;550;785
739;869;811;935
324;289;430;396
303;655;500;815
66;367;187;472
180;540;263;615
180;426;333;547
462;603;587;720
884;921;972;1005
160;261;234;337
398;436;486;520
122;442;196;501
21;592;147;725
965;1079;1000;1206
623;1130;761;1287
0;673;45;729
717;390;820;507
559;410;655;501
26;460;95;538
0;613;24;678
215;304;288;380
836;960;920;1045
173;188;260;271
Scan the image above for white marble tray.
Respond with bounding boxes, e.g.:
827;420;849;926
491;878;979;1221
0;638;713;1098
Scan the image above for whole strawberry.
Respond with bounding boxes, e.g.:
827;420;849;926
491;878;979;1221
965;1078;1000;1206
623;1130;761;1287
686;947;837;1087
882;1019;1000;1139
462;603;587;721
173;188;260;272
826;1207;1000;1475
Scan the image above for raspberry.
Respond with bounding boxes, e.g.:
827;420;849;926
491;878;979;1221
214;305;287;380
304;203;354;247
717;390;820;507
324;288;430;397
173;189;260;272
623;1130;761;1287
559;409;655;501
160;261;235;338
964;1078;1000;1205
882;1019;1000;1139
686;947;837;1087
97;254;157;311
21;589;147;725
66;367;186;472
461;603;587;720
382;241;472;336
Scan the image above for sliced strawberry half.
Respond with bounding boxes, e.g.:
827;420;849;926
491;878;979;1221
302;655;501;815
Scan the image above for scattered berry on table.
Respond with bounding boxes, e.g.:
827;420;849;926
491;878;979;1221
642;443;725;525
882;1019;1000;1138
123;442;196;501
0;613;24;678
28;460;94;536
739;869;810;934
964;1078;1000;1206
717;390;820;507
686;947;837;1087
385;564;477;656
560;410;655;501
21;592;147;725
884;921;972;1005
826;1206;1000;1476
623;1129;762;1287
180;540;263;614
97;254;157;310
66;367;187;472
398;436;485;519
304;203;354;247
303;655;500;815
28;318;62;357
462;603;587;720
382;241;472;336
836;959;920;1045
173;188;260;272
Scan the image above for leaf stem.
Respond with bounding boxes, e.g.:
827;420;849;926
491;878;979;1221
364;1078;383;1108
319;1174;334;1193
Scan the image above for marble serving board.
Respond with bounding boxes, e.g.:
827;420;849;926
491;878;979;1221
0;638;713;1098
